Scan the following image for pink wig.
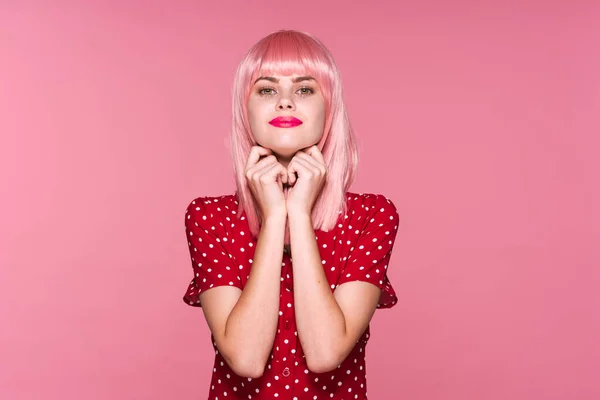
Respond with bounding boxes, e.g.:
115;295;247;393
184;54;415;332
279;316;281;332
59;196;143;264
229;30;359;244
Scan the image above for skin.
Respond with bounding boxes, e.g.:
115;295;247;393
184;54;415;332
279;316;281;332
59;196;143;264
198;74;383;377
247;74;384;373
248;74;326;171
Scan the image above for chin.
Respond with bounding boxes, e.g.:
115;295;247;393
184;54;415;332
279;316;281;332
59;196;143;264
266;141;302;153
257;135;319;156
272;147;301;158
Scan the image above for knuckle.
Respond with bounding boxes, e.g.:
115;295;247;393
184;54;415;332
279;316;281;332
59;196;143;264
259;155;273;165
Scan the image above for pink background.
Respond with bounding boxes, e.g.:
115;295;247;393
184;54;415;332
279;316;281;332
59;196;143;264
1;1;599;399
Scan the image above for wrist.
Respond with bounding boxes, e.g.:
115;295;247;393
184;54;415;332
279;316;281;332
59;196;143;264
287;209;311;221
263;210;287;224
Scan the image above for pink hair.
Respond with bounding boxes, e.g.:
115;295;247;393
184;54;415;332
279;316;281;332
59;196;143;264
229;30;359;244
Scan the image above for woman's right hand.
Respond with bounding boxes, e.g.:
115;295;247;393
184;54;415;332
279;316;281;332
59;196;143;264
244;146;288;220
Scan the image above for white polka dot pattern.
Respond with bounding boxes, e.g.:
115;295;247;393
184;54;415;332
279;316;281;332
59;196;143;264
183;199;243;303
182;192;400;400
337;194;400;308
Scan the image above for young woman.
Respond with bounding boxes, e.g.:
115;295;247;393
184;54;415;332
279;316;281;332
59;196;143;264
183;30;400;400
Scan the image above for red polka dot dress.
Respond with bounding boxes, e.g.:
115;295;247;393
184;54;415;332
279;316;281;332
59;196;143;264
183;192;400;400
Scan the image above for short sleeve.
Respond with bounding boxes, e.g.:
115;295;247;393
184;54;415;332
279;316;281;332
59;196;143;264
182;197;243;307
337;194;400;309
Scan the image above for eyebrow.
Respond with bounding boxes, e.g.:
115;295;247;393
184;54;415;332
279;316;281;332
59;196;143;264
253;75;316;85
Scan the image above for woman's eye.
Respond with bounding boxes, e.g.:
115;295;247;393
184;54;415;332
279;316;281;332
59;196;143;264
257;86;314;96
258;88;275;95
298;87;314;95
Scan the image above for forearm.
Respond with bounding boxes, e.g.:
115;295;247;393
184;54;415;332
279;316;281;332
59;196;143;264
288;211;347;372
225;213;286;376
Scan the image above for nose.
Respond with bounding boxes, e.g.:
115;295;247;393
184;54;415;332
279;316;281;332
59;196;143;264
276;94;295;111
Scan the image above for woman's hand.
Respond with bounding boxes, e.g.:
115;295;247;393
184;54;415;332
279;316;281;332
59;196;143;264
285;145;327;217
245;146;289;220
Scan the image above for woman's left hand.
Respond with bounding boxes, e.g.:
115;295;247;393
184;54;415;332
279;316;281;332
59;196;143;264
285;145;327;216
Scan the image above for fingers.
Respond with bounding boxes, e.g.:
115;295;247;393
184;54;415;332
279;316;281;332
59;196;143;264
288;144;327;183
280;165;288;184
302;145;326;166
246;154;287;187
294;151;326;175
244;145;327;190
287;161;298;186
258;162;288;190
288;156;318;184
245;154;276;182
244;145;273;171
262;163;287;188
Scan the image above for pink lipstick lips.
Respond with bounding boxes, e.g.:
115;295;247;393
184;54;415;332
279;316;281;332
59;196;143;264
269;116;303;128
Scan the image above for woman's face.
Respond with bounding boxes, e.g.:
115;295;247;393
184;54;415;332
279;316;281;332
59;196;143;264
247;74;326;166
